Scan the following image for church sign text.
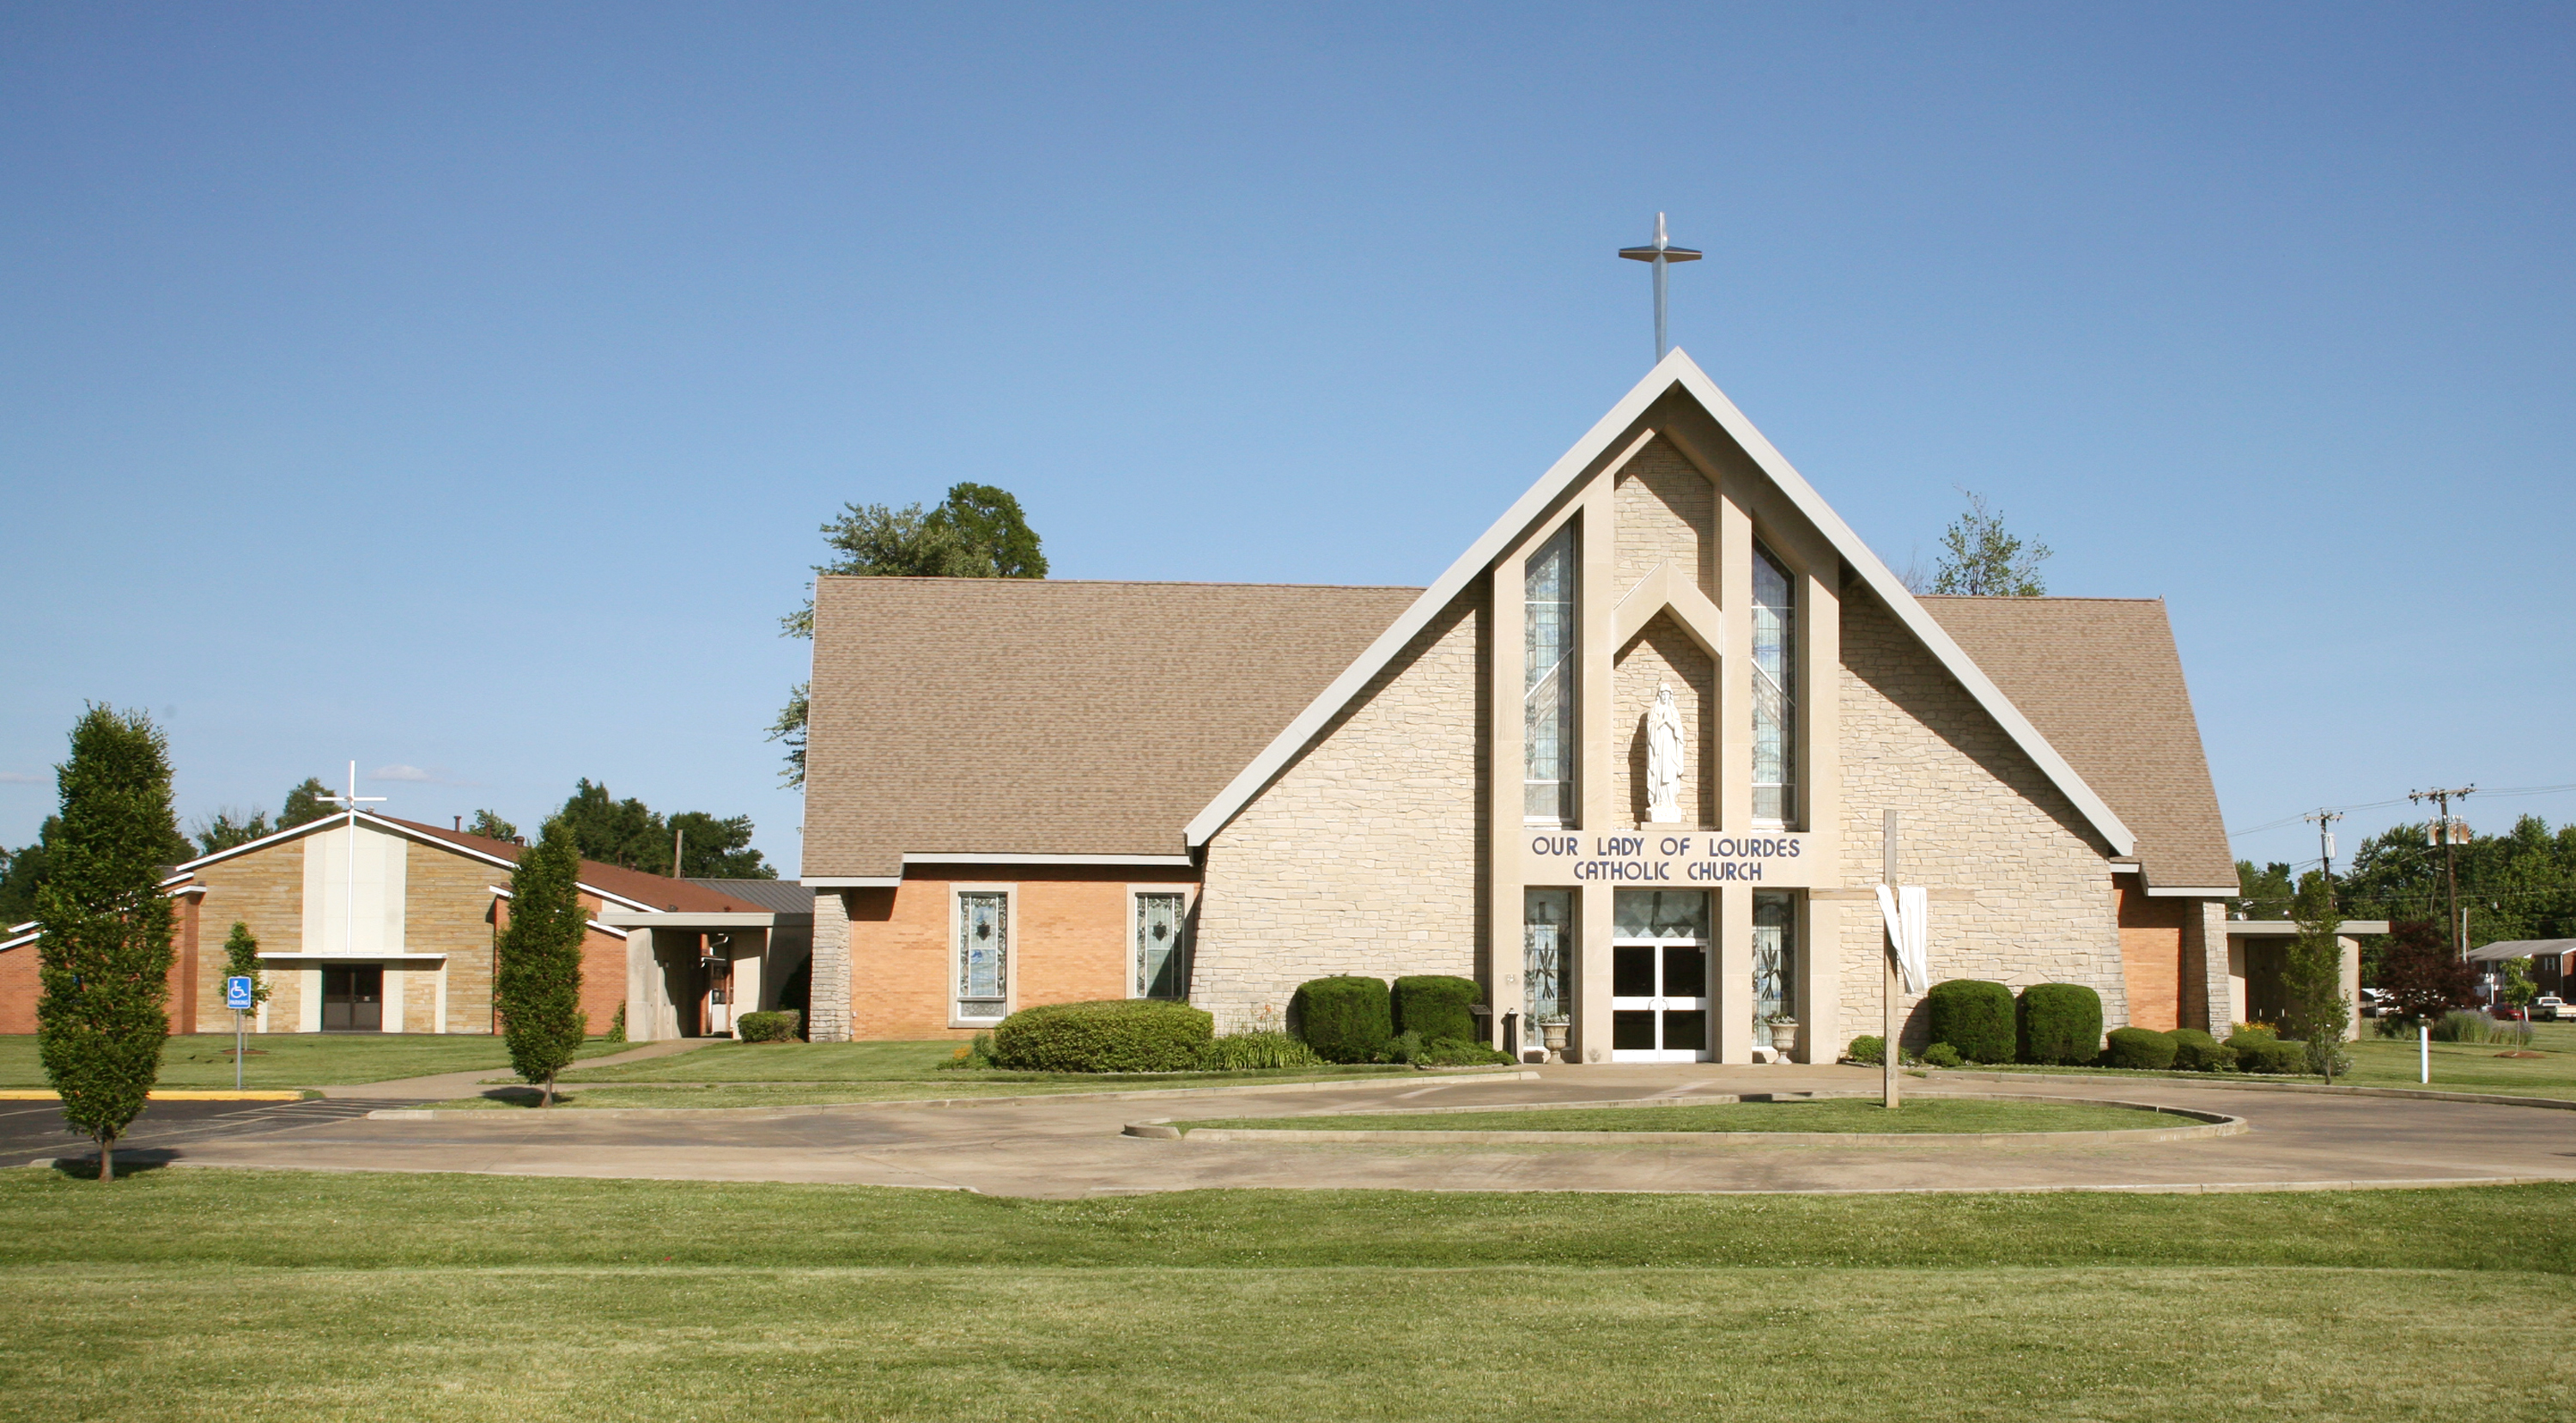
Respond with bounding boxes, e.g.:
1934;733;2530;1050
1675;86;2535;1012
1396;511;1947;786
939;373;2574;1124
1522;831;1824;888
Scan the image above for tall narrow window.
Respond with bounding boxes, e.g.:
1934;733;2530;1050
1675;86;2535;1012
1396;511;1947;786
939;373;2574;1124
1751;542;1797;824
1524;526;1577;824
1133;892;1188;1000
1522;888;1572;1049
1751;891;1797;1024
956;891;1009;1021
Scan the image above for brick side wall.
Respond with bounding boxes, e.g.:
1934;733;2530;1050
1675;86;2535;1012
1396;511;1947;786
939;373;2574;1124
2117;884;2191;1031
1194;589;1487;1032
491;890;629;1037
407;844;501;1033
1613;441;1712;592
0;944;35;1034
1837;592;2129;1049
842;869;1198;1040
188;838;307;1033
1613;612;1716;827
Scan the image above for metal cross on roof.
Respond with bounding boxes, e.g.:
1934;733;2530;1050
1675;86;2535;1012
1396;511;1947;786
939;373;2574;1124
1618;212;1702;362
314;761;386;956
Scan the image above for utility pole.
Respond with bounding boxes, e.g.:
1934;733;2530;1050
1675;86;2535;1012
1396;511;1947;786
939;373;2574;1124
2304;808;2344;912
2408;785;2475;958
673;825;686;881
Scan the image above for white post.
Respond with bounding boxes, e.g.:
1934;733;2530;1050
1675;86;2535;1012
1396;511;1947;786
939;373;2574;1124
234;1008;244;1092
2420;1020;2429;1084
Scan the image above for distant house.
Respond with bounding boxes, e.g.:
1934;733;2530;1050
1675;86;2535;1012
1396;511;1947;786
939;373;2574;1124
0;812;810;1037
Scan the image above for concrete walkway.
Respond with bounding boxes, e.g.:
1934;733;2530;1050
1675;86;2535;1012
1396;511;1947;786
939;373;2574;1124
126;1063;2576;1198
312;1037;720;1101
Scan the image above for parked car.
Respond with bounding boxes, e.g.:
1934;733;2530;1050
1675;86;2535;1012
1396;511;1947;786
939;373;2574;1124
2358;988;2394;1019
2492;1004;2531;1023
2536;995;2567;1022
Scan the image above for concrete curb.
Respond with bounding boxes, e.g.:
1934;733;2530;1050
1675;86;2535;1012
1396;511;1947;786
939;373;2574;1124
1126;1092;2245;1146
1926;1069;2576;1110
364;1068;1542;1120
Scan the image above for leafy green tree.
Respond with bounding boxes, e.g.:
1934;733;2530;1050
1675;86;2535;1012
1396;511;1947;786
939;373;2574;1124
277;777;335;830
2377;920;2474;1026
2340;815;2576;982
191;808;276;855
495;819;589;1105
35;706;182;1180
771;482;1047;785
0;818;57;927
1929;490;2050;596
552;781;773;879
2281;871;2352;1081
220;921;270;1008
465;809;520;842
2233;860;2295;920
2499;957;2536;1007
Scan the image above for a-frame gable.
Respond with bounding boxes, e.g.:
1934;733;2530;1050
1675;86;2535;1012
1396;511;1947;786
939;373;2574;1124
1184;348;2137;856
173;810;669;913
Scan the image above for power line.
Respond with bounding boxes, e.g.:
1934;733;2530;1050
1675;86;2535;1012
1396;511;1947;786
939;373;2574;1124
2226;781;2576;841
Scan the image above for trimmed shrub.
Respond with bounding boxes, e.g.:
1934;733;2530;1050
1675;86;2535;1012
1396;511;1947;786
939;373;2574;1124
1922;1042;1964;1068
991;999;1214;1073
1845;1034;1885;1066
1382;1031;1513;1067
2226;1027;2306;1074
2168;1028;2236;1072
1200;1029;1325;1071
2016;983;2105;1066
1924;979;2016;1063
2104;1026;2178;1070
1392;976;1482;1045
735;1010;800;1043
1291;976;1394;1063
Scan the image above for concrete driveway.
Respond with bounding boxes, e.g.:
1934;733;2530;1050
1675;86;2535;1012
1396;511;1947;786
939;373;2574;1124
57;1063;2576;1199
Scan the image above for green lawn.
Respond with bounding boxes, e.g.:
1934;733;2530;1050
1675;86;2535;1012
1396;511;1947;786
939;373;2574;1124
557;1038;1424;1085
0;1169;2571;1420
0;1033;636;1088
1942;1021;2576;1098
1185;1098;2173;1134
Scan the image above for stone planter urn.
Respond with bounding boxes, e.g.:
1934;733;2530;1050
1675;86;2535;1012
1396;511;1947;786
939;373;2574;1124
1767;1019;1800;1055
1540;1019;1571;1064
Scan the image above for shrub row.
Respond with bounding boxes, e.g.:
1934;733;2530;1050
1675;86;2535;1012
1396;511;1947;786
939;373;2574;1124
1899;980;2109;1066
734;1009;801;1043
1288;974;1510;1065
990;999;1214;1073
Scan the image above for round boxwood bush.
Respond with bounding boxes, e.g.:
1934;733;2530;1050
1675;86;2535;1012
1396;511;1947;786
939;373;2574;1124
735;1009;800;1043
2226;1027;2306;1074
2168;1027;2235;1072
1924;979;2016;1063
989;999;1214;1073
2016;982;2105;1066
1291;976;1393;1063
1392;975;1481;1045
2104;1025;2178;1070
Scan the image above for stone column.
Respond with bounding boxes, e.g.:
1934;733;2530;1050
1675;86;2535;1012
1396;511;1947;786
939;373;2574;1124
1803;900;1838;1065
1715;477;1755;1063
809;889;854;1043
623;928;659;1043
2187;899;2231;1034
1574;478;1617;1064
1487;547;1527;1052
1579;880;1614;1063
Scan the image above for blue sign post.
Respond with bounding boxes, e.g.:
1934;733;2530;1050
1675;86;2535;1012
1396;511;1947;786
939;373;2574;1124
225;976;254;1090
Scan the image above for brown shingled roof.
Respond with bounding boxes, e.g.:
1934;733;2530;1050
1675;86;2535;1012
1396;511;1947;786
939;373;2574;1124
388;817;775;914
1917;597;2234;890
802;578;1423;878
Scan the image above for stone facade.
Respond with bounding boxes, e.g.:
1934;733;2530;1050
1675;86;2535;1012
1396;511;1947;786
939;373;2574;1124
1834;590;2129;1048
1194;590;1487;1031
1613;440;1712;592
807;889;852;1042
189;836;308;1032
1612;612;1716;827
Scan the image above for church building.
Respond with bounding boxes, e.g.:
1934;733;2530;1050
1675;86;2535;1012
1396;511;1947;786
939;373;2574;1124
791;352;2242;1063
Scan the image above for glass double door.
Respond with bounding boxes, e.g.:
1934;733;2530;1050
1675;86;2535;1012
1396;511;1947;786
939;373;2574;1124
1611;940;1710;1061
320;964;383;1032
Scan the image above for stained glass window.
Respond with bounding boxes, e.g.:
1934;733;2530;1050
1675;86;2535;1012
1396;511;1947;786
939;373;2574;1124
1522;889;1571;1048
1752;543;1797;824
957;891;1008;1020
1613;889;1710;941
1525;526;1577;823
1134;892;1188;1000
1752;891;1797;1022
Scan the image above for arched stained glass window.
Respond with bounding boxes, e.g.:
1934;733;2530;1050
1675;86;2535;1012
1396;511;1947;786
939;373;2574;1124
1525;526;1577;824
1751;543;1797;824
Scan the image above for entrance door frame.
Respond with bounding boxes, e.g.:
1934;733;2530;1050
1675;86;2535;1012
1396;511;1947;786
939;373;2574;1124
1608;933;1711;1063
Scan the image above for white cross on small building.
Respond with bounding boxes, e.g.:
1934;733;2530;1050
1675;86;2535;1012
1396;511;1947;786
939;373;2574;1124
316;761;386;956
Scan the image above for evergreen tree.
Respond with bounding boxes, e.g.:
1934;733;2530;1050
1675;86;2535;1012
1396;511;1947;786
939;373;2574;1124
772;482;1046;785
495;818;588;1105
2281;871;2352;1081
35;706;182;1180
277;777;334;830
220;921;270;1008
0;818;58;927
1929;490;2051;596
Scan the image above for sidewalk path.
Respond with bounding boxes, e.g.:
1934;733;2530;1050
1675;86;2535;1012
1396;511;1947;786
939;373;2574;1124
134;1063;2576;1198
313;1037;720;1102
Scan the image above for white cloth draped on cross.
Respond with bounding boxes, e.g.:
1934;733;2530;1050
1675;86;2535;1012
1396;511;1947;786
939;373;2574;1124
1874;884;1929;994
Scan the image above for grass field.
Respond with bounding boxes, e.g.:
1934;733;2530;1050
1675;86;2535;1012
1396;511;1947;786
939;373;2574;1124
557;1038;1425;1085
1185;1098;2169;1134
1941;1020;2576;1097
0;1033;637;1088
0;1169;2569;1420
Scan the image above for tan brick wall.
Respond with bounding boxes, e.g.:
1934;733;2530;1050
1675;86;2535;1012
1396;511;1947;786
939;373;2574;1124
1836;592;2129;1049
188;837;307;1033
1612;612;1716;826
1614;440;1712;593
406;842;501;1033
844;869;1196;1040
1194;589;1487;1031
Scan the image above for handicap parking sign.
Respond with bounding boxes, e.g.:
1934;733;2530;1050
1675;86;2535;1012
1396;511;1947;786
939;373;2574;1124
225;976;254;1011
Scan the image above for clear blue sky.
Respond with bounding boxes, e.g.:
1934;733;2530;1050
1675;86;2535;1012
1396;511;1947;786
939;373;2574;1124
4;3;2569;878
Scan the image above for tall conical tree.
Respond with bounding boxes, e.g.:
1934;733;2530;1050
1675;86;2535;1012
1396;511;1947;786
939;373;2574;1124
496;818;588;1105
35;705;182;1180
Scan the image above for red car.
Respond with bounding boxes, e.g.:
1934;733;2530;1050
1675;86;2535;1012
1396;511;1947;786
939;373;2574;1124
2492;1004;2531;1022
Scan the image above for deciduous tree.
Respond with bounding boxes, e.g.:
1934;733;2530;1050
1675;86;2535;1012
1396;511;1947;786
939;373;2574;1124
465;809;519;842
2281;872;2352;1081
277;777;335;830
1929;490;2050;596
2377;919;2476;1026
221;921;270;1008
495;819;588;1105
35;706;183;1180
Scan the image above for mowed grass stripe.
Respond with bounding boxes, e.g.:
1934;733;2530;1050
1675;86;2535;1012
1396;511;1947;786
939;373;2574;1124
4;1169;2574;1273
1184;1098;2167;1134
1;1265;2567;1421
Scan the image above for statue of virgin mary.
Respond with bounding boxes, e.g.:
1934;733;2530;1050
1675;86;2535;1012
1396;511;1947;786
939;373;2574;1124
1645;682;1685;824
